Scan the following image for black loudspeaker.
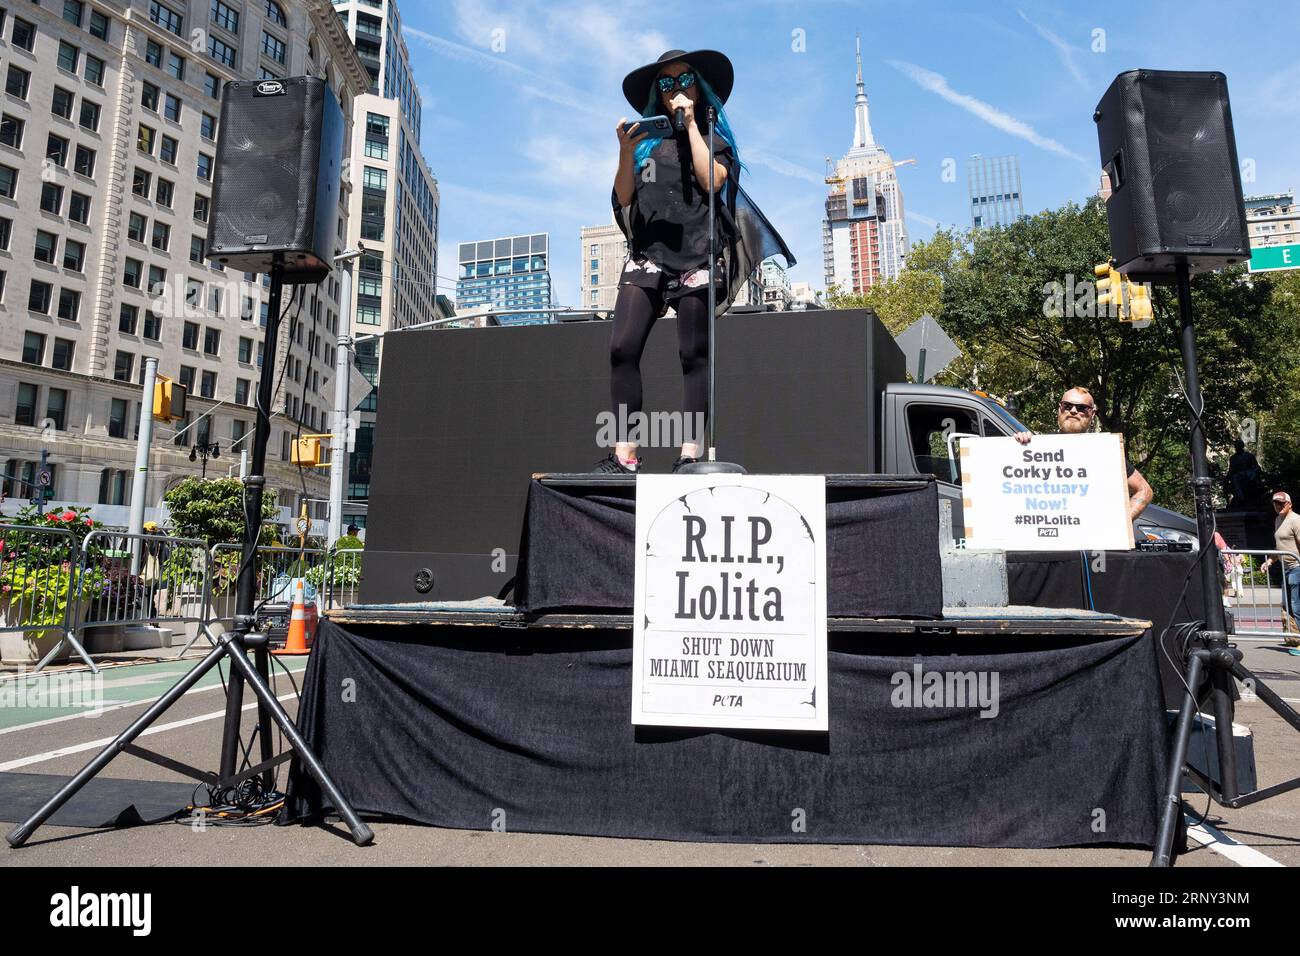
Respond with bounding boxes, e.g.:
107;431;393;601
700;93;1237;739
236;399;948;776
207;77;344;283
1093;70;1249;279
359;309;905;604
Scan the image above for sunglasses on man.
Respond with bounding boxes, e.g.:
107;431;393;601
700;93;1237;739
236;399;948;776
657;71;697;94
1059;401;1095;415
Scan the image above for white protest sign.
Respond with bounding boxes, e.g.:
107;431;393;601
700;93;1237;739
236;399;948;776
631;475;828;731
961;433;1135;551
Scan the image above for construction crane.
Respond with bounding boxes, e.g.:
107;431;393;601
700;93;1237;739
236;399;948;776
825;156;917;185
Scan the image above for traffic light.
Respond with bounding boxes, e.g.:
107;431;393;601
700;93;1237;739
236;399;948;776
1094;261;1124;316
153;376;188;421
291;437;321;467
1123;279;1154;328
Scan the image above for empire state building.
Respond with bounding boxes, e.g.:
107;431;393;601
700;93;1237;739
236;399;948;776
822;38;912;293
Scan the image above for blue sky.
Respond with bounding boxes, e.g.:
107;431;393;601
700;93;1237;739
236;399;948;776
398;0;1300;307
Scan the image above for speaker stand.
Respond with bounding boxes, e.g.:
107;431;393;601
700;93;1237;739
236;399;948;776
678;104;745;478
7;262;374;849
1150;262;1300;866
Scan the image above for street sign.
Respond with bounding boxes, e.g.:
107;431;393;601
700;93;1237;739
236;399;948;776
349;365;372;410
895;313;961;383
1248;243;1300;274
37;468;52;487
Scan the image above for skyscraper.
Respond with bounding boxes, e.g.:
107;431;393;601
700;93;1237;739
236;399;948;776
822;37;910;295
579;223;626;312
0;0;368;527
968;155;1024;228
334;0;441;526
456;234;553;325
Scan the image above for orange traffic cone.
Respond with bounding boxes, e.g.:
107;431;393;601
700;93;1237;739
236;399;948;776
273;577;311;656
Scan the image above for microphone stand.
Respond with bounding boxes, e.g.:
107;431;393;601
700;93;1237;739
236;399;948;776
679;104;746;476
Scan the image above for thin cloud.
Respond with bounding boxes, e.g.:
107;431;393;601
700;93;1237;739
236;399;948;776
906;210;940;229
745;147;824;185
887;59;1087;162
1017;9;1086;87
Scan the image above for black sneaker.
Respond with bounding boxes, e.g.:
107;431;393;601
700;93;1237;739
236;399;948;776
671;455;701;473
592;453;636;475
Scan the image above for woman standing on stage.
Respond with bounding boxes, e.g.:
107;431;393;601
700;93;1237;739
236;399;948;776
593;49;752;474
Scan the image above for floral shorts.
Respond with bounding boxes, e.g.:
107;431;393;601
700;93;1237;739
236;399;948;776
618;256;725;306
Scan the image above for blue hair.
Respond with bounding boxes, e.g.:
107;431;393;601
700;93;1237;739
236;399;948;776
633;75;742;177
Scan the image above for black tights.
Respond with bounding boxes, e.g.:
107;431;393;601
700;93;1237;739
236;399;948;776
609;283;709;446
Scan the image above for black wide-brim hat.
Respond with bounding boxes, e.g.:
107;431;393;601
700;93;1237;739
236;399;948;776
622;49;734;111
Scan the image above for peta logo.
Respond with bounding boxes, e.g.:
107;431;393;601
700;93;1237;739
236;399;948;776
49;886;151;936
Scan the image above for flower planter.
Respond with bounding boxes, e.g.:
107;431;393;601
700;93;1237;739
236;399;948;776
0;627;74;666
124;626;175;651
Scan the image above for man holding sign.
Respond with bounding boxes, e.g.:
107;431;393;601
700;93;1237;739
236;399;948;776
1013;386;1153;521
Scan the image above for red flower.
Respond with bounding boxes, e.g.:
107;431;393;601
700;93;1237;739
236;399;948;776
61;510;77;522
84;518;94;526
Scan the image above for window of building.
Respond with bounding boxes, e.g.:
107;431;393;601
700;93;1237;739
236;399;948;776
74;145;95;177
151;221;170;251
261;31;286;64
201;113;217;140
0;164;16;198
6;66;30;101
190;235;206;263
210;0;239;33
145;40;163;68
148;265;166;292
196;153;212;181
40;182;64;214
119;303;138;334
64;1;85;28
0;217;10;249
265;1;287;28
29;279;52;313
200;370;216;399
193;194;210;223
182;321;199;350
203;327;220;356
123;258;143;288
89;10;110;41
53;86;78;119
78;99;100;132
84;55;104;87
167;52;185;81
47;133;70;167
11;18;36;53
108;398;128;439
150;1;184;36
143;311;162;340
69;192;91;224
57;288;81;321
46;388;69;431
63;239;85;272
141;81;159;112
160;135;178;164
51;338;75;370
57;41;80;74
178;365;195;392
128;212;147;242
15;383;38;426
207;35;236;68
34;230;58;264
113;351;134;382
99;468;129;506
132;168;151;197
204;73;220;99
156;178;174;208
163;93;182;123
137;124;155;154
0;113;24;148
22;331;45;365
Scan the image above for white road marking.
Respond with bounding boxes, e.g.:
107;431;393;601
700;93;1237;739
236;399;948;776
0;693;297;772
1186;817;1285;867
0;663;307;736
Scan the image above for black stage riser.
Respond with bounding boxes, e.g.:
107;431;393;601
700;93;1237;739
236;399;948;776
362;309;904;604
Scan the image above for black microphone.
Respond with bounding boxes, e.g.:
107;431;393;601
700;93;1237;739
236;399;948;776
674;107;685;132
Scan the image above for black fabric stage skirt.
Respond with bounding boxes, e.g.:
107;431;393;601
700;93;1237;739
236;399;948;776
1006;550;1212;709
514;475;944;619
283;619;1167;848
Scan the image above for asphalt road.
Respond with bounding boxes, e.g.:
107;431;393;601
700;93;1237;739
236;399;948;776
0;640;1297;867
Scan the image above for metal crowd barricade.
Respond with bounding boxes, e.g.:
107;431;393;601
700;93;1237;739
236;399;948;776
61;530;219;666
1223;548;1299;642
0;524;85;671
322;548;363;612
207;543;329;636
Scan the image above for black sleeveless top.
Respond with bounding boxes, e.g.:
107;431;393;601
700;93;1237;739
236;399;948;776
613;131;737;274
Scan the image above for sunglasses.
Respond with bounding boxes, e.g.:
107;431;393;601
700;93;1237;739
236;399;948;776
1059;401;1095;415
656;71;697;94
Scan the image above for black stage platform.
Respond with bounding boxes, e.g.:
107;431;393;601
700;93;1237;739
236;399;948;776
284;604;1164;848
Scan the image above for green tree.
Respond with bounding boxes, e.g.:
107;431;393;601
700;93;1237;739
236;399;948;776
162;477;278;546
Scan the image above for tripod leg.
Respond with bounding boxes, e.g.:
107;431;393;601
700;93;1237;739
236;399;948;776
222;638;374;846
1152;652;1204;867
253;643;275;791
6;639;232;848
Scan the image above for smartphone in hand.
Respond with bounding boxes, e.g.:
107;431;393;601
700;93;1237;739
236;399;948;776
622;115;673;136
